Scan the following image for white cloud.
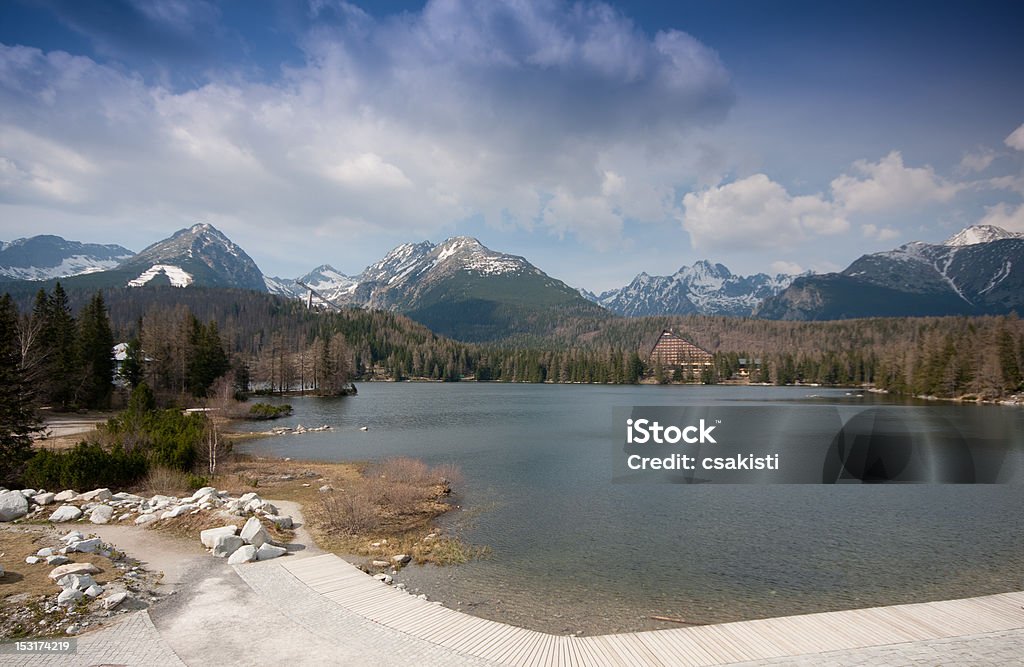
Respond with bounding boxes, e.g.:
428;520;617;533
0;1;734;259
830;151;959;213
957;147;996;173
1005;123;1024;151
770;260;804;275
681;174;847;250
978;202;1024;233
861;223;900;241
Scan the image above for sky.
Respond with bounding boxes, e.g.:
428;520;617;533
1;0;1023;293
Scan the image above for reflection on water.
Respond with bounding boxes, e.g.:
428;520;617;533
236;383;1024;634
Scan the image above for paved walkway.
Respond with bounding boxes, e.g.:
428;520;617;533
4;551;1023;666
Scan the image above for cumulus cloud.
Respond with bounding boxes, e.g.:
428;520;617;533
978;202;1024;232
0;1;734;262
1005;123;1024;151
681;174;847;250
830;151;960;214
861;223;900;241
769;260;804;275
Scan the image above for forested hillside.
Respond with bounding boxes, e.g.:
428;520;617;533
5;285;1023;402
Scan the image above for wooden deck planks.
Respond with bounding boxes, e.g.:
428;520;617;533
277;554;1024;666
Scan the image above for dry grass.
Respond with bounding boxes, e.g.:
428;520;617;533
140;466;192;497
305;457;485;567
0;526;121;639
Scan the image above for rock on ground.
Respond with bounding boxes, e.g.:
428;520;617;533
49;562;101;580
212;535;244;558
239;517;269;548
255;543;287;561
227;544;258;565
0;489;29;521
200;525;238;548
90;505;114;524
104;591;129;609
49;505;83;522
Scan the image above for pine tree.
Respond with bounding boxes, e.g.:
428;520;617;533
76;292;115;409
39;283;78;408
0;294;41;484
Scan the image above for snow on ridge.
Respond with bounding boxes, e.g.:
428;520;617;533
943;225;1023;247
128;264;194;288
0;254;132;281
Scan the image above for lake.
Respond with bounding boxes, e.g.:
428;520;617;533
235;383;1024;634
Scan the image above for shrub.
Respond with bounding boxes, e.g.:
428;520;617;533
246;403;293;420
24;442;148;490
142;466;191;495
318;491;377;536
187;473;210;490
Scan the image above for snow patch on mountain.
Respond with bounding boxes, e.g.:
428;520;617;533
595;260;796;317
1;255;128;281
944;225;1024;247
128;264;194;288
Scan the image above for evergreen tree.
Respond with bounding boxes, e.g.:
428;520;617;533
186;317;230;397
76;292;115;408
0;294;41;484
38;283;79;408
119;337;145;389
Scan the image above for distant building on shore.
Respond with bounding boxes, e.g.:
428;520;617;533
648;330;713;377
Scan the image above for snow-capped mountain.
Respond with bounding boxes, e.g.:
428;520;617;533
0;235;133;281
264;265;358;303
592;260;795;317
943;224;1024;247
756;225;1024;319
275;236;605;340
121;223;267;291
350;236;551;311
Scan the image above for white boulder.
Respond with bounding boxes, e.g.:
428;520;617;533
49;562;100;579
104;591;129;610
69;538;102;553
58;573;97;591
90;505;114;524
391;554;412;565
84;584;104;598
25;556;41;564
46;555;70;566
75;488;113;502
267;515;293;529
373;573;394;584
0;489;29;521
53;490;78;502
187;487;218;502
227;544;258;565
134;514;158;525
32;492;56;506
239;517;269;547
57;589;83;606
160;504;195;519
200;525;238;548
255;543;287;561
48;505;83;522
212;535;244;558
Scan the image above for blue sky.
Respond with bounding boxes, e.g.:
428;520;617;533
1;1;1023;292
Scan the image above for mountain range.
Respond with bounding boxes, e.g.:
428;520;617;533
589;261;795;317
2;223;1022;335
755;225;1024;319
0;235;133;281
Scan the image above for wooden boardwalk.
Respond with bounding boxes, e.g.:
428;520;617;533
281;554;1024;666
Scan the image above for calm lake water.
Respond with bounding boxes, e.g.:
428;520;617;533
235;383;1024;634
